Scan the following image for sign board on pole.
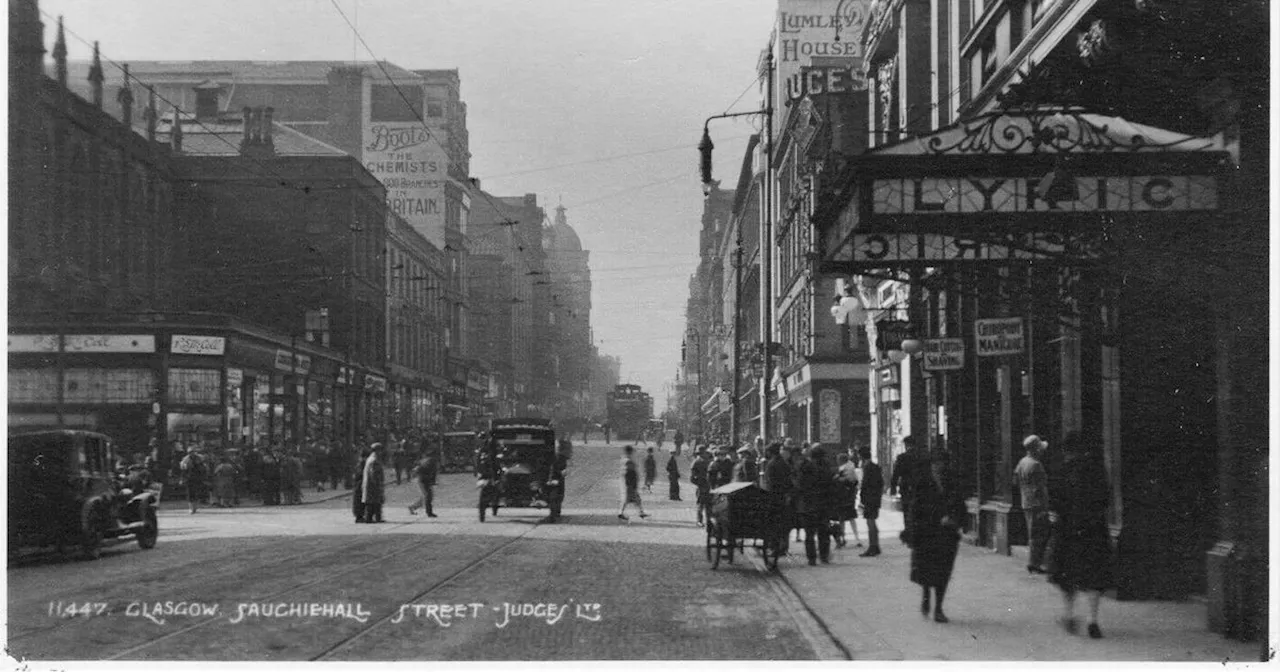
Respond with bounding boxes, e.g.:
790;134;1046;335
921;338;966;371
975;318;1025;356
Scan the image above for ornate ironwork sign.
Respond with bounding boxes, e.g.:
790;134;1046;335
884;108;1224;155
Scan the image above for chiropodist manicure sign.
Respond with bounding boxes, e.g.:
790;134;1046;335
363;94;448;248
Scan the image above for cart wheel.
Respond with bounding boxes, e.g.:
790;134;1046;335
727;536;736;565
764;535;780;571
710;526;722;570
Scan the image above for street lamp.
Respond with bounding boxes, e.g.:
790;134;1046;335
699;49;774;442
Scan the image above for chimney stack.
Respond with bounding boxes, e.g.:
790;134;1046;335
117;64;133;127
251;107;263;143
144;86;158;142
53;16;67;89
170;106;183;152
88;41;104;107
241;106;253;147
263;106;275;147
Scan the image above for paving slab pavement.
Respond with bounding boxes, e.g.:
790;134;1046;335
774;507;1261;662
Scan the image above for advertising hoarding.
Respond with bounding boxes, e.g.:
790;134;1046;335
363;122;450;248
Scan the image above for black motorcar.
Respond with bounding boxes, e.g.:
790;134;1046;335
8;430;160;560
475;418;565;522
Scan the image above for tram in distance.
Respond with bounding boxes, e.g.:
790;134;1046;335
606;384;652;441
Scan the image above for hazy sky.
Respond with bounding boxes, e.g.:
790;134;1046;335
38;0;778;411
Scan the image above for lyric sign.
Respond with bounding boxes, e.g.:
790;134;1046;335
921;338;965;371
845;232;1083;264
363;122;448;247
975;318;1024;357
872;175;1218;215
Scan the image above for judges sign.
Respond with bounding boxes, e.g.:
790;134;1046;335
975;318;1024;356
922;338;965;370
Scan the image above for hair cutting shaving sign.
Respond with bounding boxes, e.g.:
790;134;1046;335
922;338;965;370
975;318;1024;357
363;122;448;247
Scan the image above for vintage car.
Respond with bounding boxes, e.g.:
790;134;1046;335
8;430;160;560
441;431;479;473
474;418;566;522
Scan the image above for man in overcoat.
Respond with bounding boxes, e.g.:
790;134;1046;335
362;443;386;523
792;445;834;565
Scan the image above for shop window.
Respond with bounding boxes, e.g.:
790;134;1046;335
253;377;271;447
8;369;58;403
64;369;155;404
168;368;221;406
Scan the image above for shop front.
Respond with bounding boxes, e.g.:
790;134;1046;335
816;108;1229;602
8;314;369;477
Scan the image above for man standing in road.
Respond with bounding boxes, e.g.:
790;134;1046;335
408;449;439;517
362;443;386;523
673;429;685;454
858;445;885;557
1016;434;1051;574
690;446;712;524
891;436;925;546
666;449;682;501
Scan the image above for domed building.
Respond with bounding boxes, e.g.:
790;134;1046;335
542;205;595;429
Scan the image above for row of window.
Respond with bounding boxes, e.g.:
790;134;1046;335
9;367;221;405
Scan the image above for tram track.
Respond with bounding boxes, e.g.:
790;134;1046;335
86;449;619;661
7;520;420;643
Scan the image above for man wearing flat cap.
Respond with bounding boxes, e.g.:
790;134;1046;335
733;446;759;483
708;447;734;490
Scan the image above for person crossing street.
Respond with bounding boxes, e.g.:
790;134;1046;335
408;450;439;517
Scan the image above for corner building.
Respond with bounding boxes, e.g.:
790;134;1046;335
802;0;1264;642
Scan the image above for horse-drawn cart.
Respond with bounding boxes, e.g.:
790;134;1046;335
705;481;786;571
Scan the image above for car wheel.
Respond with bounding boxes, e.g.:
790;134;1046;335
136;510;158;550
80;515;105;561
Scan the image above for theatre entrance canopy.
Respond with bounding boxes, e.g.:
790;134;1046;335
816;108;1230;274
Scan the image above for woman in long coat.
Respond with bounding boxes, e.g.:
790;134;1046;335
212;456;238;507
362;444;386;523
1048;431;1113;639
909;451;967;623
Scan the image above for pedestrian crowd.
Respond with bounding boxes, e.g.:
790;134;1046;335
667;428;1113;639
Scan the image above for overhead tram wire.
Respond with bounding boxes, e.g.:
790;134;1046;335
478;137;751;181
326;0;546;269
